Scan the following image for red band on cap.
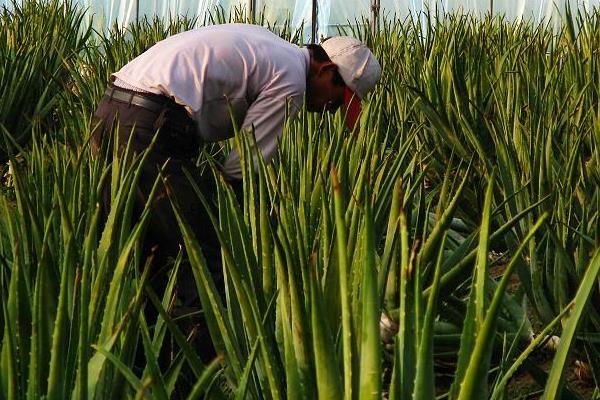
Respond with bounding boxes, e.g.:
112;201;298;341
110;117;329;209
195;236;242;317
343;87;361;130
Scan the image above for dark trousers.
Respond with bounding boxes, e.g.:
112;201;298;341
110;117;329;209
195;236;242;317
91;85;221;363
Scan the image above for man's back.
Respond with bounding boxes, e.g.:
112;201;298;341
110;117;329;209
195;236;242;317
114;23;308;143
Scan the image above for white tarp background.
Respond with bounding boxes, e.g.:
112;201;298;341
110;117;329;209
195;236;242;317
2;0;600;40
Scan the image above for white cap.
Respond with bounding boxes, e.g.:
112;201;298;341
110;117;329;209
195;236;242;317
321;36;381;99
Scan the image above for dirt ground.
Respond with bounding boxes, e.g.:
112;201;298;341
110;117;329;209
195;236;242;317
489;261;599;399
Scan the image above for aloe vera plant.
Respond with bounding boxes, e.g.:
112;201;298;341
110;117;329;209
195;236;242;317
0;1;598;398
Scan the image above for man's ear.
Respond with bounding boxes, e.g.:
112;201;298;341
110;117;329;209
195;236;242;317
317;61;338;75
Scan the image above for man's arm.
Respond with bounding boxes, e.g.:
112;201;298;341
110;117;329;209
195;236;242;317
222;91;302;180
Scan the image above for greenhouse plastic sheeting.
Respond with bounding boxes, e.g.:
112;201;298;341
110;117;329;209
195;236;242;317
2;0;600;38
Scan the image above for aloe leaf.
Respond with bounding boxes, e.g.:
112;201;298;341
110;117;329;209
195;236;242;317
91;345;145;395
165;204;242;378
419;162;471;268
310;264;343;399
358;191;381;400
413;233;446;400
389;198;415;400
449;175;495;398
189;357;226;400
274;242;302;400
490;300;573;400
332;168;353;400
542;248;600;400
456;213;547;400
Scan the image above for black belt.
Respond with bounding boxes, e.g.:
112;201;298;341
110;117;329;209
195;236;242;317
104;86;173;113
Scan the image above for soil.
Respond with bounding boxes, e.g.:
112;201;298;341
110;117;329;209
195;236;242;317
381;252;599;399
489;256;598;399
503;352;598;399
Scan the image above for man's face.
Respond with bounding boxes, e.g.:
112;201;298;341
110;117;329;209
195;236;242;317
306;62;346;113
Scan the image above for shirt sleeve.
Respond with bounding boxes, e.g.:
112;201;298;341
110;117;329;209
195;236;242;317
222;91;302;180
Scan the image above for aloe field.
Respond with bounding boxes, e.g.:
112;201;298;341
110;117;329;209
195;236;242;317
0;0;599;399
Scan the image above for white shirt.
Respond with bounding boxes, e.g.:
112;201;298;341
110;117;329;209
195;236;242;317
113;23;310;179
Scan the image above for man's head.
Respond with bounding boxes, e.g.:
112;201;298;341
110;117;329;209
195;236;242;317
305;37;381;129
